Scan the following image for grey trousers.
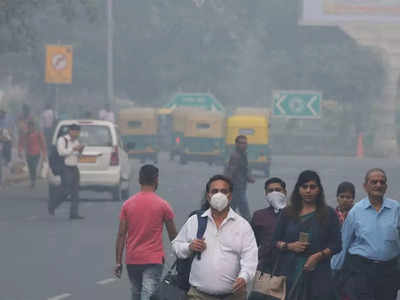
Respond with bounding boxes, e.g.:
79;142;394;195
230;188;251;221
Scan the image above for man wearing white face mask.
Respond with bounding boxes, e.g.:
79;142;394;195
172;175;258;300
251;177;288;270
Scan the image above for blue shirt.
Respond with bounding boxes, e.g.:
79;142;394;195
0;115;12;130
331;197;400;270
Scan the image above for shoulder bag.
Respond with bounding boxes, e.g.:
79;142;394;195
248;253;286;300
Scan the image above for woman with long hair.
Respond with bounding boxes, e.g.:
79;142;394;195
272;170;341;299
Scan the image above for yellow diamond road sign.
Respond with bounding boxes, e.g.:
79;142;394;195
45;45;73;84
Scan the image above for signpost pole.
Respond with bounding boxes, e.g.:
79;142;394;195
107;0;115;113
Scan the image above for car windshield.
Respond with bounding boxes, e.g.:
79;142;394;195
58;125;113;147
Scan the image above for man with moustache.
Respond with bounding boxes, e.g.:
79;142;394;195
331;168;400;300
172;174;258;300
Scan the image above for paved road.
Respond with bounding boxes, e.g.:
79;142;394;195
1;153;400;300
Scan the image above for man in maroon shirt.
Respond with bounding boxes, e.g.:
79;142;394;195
250;177;287;270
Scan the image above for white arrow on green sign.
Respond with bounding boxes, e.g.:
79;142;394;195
165;93;225;112
272;90;322;119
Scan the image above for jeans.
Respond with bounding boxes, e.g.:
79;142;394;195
230;187;251;221
26;155;40;185
127;264;163;300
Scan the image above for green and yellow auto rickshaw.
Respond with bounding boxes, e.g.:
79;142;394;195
118;107;159;163
180;110;226;165
225;114;271;177
169;107;196;160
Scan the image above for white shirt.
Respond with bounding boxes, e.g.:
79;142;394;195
172;208;258;295
57;134;81;166
99;109;115;123
40;109;55;129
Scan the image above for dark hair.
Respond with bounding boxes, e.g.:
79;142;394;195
139;165;159;185
69;124;81;131
235;135;247;144
286;170;328;223
201;175;234;210
206;174;233;193
364;168;386;184
336;181;355;198
265;177;286;191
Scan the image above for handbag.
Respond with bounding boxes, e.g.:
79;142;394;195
248;254;286;300
150;260;187;300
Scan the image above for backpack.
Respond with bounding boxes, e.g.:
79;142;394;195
49;137;68;175
176;210;208;291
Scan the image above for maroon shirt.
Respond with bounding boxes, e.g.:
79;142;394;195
251;206;280;269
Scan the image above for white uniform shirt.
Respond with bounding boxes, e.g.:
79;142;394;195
99;109;115;123
57;134;81;167
172;208;258;295
40;109;55;129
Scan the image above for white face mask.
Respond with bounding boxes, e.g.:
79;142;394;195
209;192;229;212
266;191;287;213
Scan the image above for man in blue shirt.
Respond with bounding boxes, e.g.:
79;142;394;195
331;168;400;300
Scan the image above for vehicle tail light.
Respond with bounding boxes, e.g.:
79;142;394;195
110;146;119;166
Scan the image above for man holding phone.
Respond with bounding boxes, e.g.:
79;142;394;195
49;124;85;219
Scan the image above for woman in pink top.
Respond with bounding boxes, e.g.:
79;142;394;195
18;120;47;188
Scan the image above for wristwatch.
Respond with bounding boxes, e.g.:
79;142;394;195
280;242;288;250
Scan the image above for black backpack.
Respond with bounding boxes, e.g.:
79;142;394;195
176;210;208;291
49;137;68;175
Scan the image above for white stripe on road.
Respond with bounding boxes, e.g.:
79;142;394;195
96;278;117;285
48;293;72;300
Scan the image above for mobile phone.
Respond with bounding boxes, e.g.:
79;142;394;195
299;232;309;243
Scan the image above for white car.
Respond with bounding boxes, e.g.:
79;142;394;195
48;120;132;202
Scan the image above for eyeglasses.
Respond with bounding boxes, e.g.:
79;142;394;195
368;180;386;186
300;184;318;190
210;188;230;195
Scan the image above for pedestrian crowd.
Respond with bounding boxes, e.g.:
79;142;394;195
114;135;400;300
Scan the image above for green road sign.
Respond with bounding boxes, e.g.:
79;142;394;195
165;93;225;112
272;90;322;119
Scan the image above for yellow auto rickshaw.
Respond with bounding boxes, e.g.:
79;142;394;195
118;107;159;163
180;110;226;165
169;107;198;160
225;114;271;177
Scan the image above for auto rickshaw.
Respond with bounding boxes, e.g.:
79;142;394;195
170;107;196;160
180;110;226;165
225;114;271;177
118;107;159;163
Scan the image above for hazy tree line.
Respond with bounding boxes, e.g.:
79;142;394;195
0;0;385;136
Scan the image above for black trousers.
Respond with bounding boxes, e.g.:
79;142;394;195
343;255;399;300
51;166;80;217
26;155;40;184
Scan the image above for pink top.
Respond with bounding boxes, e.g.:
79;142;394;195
120;191;174;265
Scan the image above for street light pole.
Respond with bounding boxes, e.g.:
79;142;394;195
107;0;115;112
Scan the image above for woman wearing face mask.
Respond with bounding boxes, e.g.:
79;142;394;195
251;177;288;271
272;170;341;300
